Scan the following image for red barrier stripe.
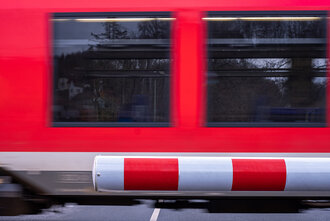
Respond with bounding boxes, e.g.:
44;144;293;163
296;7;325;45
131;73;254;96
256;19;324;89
232;159;286;191
124;158;179;190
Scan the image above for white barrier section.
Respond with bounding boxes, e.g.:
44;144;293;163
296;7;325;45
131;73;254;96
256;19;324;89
93;156;124;191
178;157;233;191
285;158;330;191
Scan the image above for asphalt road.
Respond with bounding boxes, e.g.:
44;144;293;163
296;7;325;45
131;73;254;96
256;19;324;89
1;200;330;221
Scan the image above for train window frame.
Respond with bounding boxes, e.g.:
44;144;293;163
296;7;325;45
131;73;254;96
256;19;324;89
51;12;174;127
204;11;328;128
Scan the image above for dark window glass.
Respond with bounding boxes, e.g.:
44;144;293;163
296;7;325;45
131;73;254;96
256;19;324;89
52;12;173;126
206;12;327;126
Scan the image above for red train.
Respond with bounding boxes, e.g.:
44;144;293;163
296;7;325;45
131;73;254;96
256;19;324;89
0;0;330;215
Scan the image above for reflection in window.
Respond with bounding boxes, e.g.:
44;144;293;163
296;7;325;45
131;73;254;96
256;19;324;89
206;12;327;126
52;13;172;126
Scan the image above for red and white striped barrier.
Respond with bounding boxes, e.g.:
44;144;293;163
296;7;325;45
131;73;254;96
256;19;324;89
93;156;330;192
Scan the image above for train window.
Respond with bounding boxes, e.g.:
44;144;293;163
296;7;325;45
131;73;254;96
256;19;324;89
52;12;173;127
205;12;327;127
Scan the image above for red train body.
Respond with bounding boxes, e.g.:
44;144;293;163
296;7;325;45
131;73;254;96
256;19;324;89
1;0;330;212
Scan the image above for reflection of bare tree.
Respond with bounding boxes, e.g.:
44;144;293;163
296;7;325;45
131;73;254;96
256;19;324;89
208;59;283;122
91;22;128;40
138;20;170;39
208;16;327;123
209;20;326;38
90;20;170;40
54;19;171;122
208;57;326;122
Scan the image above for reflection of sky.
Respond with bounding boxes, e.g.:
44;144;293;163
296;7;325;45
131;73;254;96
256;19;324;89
245;58;290;69
263;59;327;85
53;45;89;56
54;21;138;39
313;77;327;84
264;77;326;93
53;21;139;56
210;57;327;88
237;58;326;74
313;58;327;68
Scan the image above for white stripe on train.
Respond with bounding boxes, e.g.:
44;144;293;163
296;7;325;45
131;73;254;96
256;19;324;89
3;152;330;171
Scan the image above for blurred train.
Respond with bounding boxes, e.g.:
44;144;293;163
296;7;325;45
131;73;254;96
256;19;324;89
1;0;330;215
